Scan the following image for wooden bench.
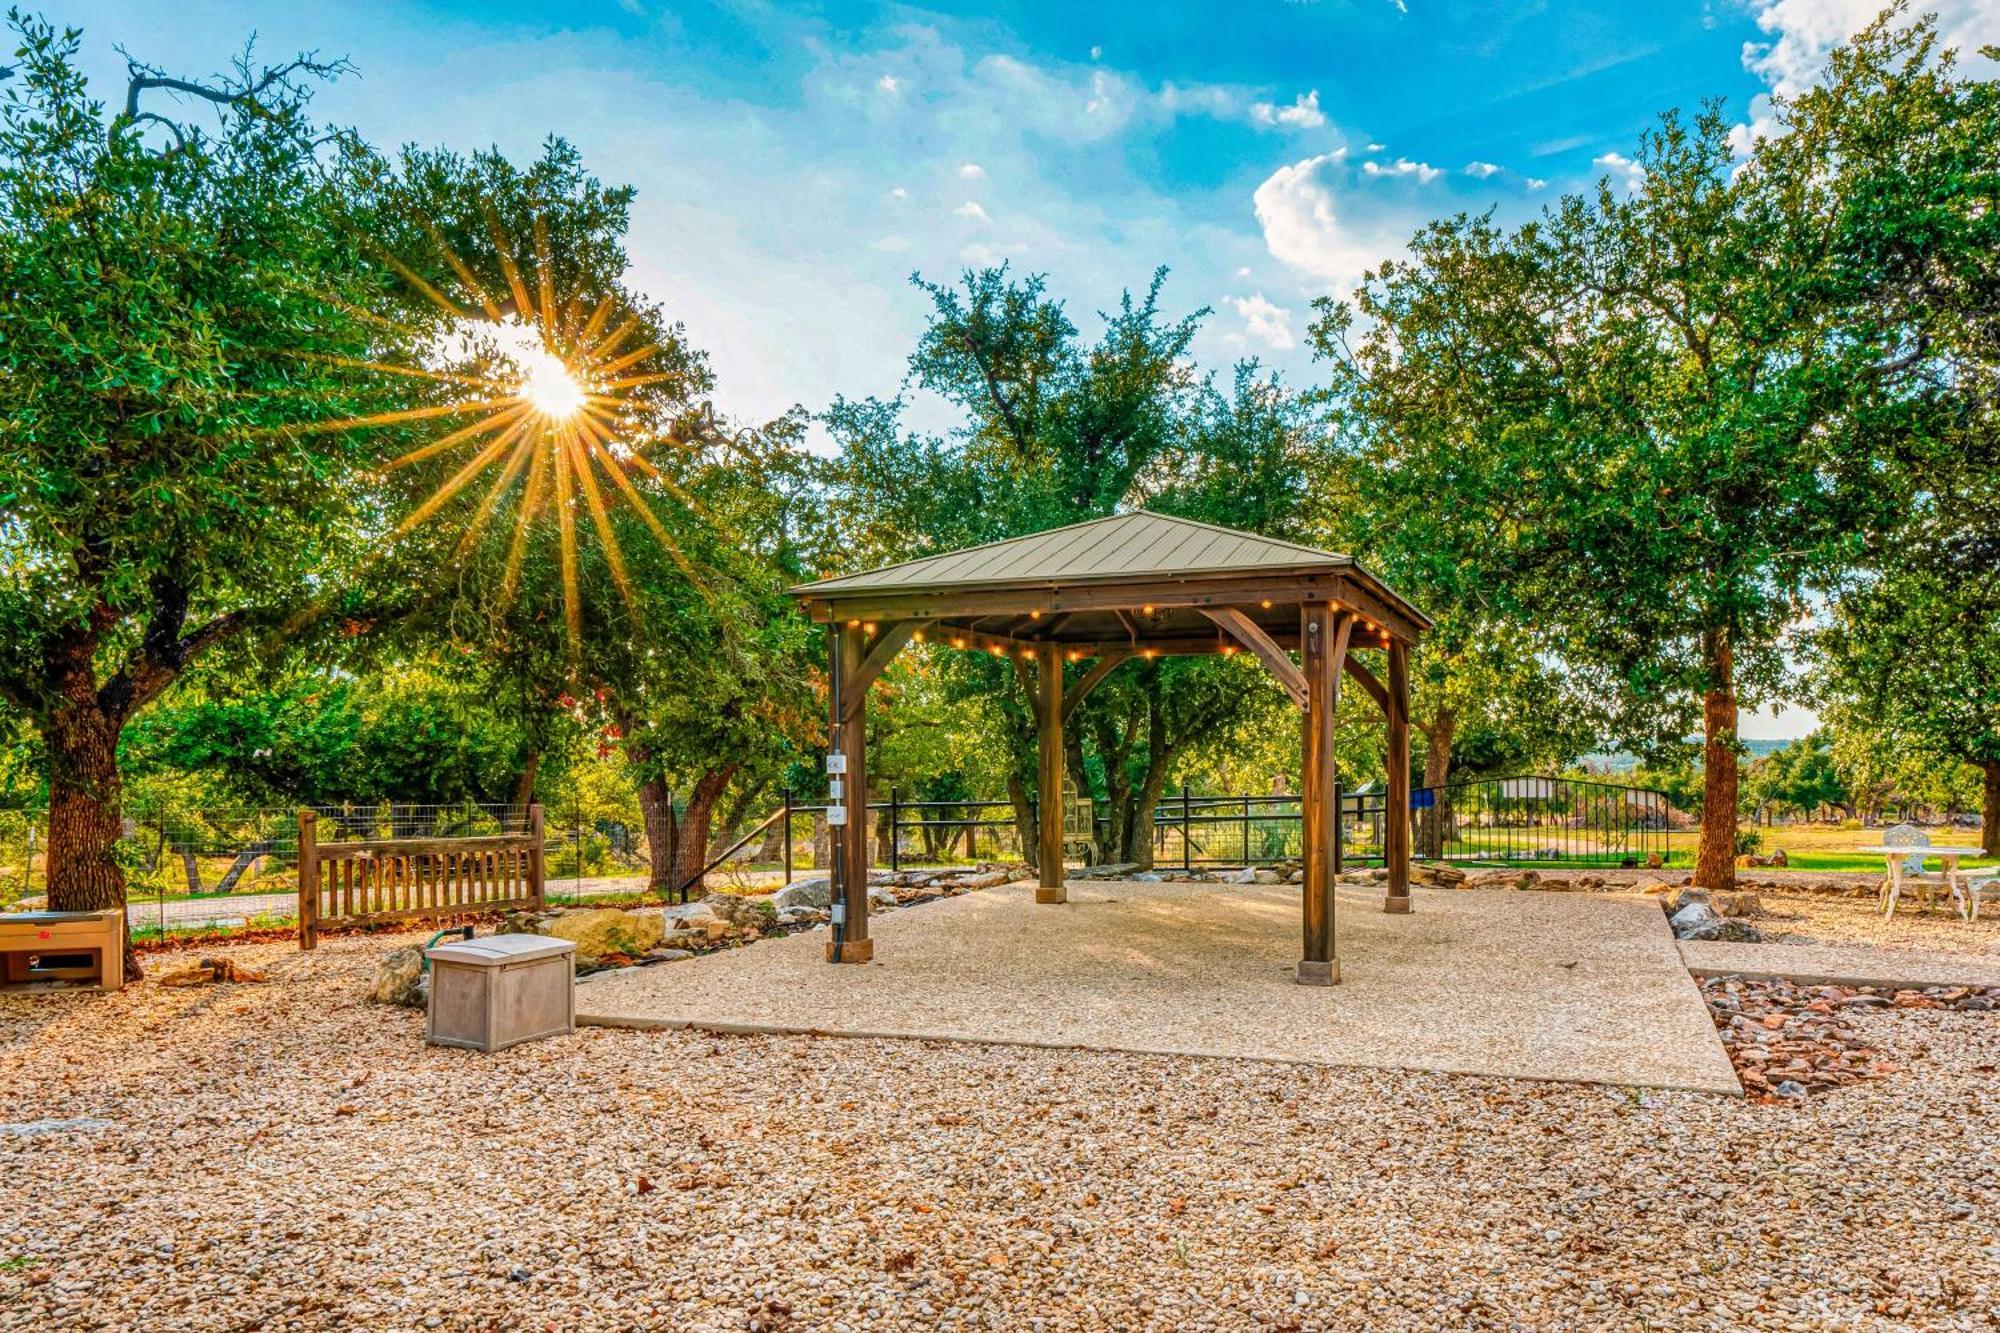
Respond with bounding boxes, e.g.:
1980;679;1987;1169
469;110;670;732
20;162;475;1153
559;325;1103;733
0;909;126;992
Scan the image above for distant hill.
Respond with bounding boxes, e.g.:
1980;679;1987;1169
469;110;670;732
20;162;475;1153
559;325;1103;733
1583;737;1793;774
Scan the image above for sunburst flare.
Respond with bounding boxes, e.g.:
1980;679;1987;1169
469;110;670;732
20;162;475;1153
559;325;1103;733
289;209;715;662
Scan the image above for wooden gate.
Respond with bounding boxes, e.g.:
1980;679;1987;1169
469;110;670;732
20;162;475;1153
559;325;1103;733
298;806;544;949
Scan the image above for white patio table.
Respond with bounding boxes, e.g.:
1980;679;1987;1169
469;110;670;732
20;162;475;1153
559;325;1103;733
1857;844;1987;919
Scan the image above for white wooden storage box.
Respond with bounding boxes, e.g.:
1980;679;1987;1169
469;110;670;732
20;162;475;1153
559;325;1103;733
424;934;575;1052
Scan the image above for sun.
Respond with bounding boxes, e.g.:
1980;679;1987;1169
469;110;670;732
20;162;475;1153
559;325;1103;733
519;342;586;420
286;210;718;663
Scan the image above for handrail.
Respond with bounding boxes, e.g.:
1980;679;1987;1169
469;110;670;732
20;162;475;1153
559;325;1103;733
662;804;790;903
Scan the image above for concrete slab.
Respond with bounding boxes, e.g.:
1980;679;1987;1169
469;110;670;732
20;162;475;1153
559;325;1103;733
1680;940;2000;991
578;880;1740;1095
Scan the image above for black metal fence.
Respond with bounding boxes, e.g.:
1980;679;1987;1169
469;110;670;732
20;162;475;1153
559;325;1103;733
1151;787;1389;869
1146;774;1678;870
1414;774;1678;867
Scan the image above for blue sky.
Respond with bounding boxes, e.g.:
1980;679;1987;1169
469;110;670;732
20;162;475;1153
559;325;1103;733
56;0;1996;734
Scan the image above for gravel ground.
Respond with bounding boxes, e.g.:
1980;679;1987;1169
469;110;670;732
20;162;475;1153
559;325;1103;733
3;932;1998;1331
1752;892;2000;958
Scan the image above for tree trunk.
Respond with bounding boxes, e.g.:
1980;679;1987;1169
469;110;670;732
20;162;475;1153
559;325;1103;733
874;786;896;863
637;774;673;892
511;752;541;809
214;841;275;895
1694;630;1739;892
1123;752;1176;872
1007;772;1037;871
668;766;737;898
44;700;138;978
1416;708;1456;859
180;852;202;894
1980;760;1999;858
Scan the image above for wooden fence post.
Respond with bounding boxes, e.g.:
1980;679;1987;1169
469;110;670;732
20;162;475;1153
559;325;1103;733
528;804;545;910
298;809;319;951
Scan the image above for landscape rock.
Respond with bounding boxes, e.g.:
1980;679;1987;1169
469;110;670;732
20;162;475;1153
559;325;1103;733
1669;887;1710;916
1668;902;1724;940
541;908;665;966
1070;863;1140;880
772;877;831;912
370;945;427;1008
775;906;826;927
1712;890;1763;918
701;893;774;930
643;948;693;963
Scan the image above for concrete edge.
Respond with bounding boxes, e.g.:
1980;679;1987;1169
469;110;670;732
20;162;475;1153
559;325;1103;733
573;1008;1745;1099
1684;962;1993;992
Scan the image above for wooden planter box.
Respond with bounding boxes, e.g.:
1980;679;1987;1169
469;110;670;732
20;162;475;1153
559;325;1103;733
424;934;575;1053
0;909;126;993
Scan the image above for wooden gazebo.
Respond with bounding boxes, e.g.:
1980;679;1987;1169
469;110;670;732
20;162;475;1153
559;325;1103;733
789;510;1430;984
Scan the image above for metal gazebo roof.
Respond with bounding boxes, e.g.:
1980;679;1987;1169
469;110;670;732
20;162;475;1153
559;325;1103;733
791;510;1430;648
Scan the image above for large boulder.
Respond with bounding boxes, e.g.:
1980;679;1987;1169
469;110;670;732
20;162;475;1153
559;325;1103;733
772;877;831;912
371;945;427;1009
542;908;664;966
1667;901;1762;943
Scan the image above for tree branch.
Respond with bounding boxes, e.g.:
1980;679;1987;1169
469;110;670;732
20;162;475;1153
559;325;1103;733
98;579;250;722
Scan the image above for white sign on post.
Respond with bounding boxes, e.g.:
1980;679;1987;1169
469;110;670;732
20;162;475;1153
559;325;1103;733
826;754;848;775
827;805;848;826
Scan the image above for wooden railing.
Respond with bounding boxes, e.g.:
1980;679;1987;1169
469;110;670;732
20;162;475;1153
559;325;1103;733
298;806;544;949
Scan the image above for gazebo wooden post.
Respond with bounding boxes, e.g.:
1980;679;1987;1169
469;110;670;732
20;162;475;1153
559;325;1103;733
828;623;873;963
1036;643;1067;904
1298;605;1343;985
1383;639;1413;914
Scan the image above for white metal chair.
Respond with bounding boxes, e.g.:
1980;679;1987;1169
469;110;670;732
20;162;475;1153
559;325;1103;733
1955;868;1995;922
1879;823;1943;917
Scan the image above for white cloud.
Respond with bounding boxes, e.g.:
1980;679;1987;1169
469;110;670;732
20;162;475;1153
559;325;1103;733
1250;89;1327;130
1361;156;1440;183
1228;293;1296;351
954;199;991;224
888;186;909;199
877;74;899;93
1464;160;1502;179
1733;1;1999;150
1525;177;1548;191
1592;150;1644;193
1090;45;1103;61
873;235;910;252
957;161;986;179
1252;151;1402;291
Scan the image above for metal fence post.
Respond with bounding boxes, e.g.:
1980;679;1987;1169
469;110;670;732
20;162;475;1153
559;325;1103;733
1181;783;1192;874
1242;795;1252;865
782;788;794;884
889;786;901;872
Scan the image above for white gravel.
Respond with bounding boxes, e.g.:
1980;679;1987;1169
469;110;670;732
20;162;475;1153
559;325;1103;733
2;931;1997;1330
